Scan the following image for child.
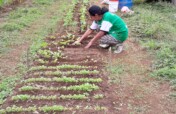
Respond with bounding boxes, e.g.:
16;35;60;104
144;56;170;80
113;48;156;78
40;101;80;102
74;5;128;54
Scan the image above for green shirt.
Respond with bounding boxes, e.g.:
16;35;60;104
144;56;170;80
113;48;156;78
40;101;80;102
90;12;128;42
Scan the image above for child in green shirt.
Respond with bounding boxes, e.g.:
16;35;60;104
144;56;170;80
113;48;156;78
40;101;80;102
74;5;128;54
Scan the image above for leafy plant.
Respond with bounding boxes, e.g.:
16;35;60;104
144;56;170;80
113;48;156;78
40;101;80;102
29;64;88;71
12;94;57;101
67;83;99;92
39;105;67;112
12;94;30;101
19;83;99;92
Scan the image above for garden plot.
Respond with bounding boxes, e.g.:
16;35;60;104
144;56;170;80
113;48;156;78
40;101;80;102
0;33;118;114
0;1;118;113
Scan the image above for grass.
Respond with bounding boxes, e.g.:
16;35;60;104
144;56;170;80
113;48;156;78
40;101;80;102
0;0;58;55
106;60;147;84
107;64;124;84
0;52;27;105
123;2;176;89
0;76;20;105
0;0;17;8
0;0;69;107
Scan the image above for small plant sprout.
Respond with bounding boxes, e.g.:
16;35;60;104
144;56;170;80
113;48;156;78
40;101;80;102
94;106;107;111
93;94;104;99
40;42;48;48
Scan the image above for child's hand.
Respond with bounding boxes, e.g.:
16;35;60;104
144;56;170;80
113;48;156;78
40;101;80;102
84;42;92;49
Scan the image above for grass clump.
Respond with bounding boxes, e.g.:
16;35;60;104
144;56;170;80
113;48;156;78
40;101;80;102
0;76;20;105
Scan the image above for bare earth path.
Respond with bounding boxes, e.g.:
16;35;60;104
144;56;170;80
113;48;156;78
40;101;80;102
105;37;176;114
0;0;176;114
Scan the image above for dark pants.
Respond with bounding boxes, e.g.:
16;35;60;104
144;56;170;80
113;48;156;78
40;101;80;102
99;35;122;46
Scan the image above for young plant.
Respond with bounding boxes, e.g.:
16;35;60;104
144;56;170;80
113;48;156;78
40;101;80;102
93;94;104;99
60;94;88;100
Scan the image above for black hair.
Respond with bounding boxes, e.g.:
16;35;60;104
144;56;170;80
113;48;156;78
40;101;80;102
88;5;108;16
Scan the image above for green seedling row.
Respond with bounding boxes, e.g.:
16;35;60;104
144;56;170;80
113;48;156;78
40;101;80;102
63;0;78;26
0;105;107;113
80;4;87;32
12;93;89;101
37;49;63;59
33;69;99;76
29;64;90;71
12;95;57;101
0;105;37;113
24;77;102;83
79;0;90;32
0;105;69;113
19;83;99;92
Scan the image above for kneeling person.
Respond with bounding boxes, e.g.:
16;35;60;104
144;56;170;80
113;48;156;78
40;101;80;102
74;5;128;54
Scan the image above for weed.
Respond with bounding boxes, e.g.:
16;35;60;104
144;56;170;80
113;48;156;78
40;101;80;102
2;23;23;31
107;63;124;83
0;76;20;105
140;39;160;50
